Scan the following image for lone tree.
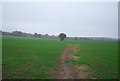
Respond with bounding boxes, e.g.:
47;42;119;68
59;33;66;41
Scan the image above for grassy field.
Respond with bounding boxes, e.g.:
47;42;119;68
0;35;2;79
2;36;118;79
69;40;118;79
2;36;70;79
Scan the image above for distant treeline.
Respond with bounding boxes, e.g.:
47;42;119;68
0;30;58;38
0;30;117;41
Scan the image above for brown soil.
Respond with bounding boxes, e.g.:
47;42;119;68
53;44;88;79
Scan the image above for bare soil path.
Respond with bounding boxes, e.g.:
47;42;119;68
54;44;87;79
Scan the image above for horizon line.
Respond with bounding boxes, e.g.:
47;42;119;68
1;30;118;39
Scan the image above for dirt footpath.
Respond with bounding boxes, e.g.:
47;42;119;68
54;44;88;79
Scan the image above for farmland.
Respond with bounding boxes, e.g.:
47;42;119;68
68;40;118;79
2;36;118;79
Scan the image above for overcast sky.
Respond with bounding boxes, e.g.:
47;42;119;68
1;2;118;38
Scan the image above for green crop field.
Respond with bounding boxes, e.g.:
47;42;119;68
68;40;118;79
2;36;118;79
0;35;2;79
